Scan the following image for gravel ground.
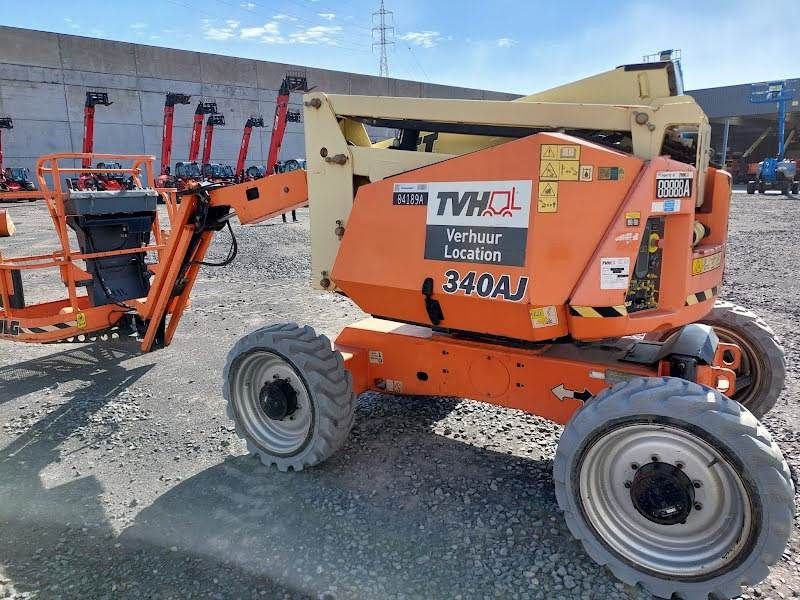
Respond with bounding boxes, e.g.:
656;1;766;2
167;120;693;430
0;189;798;600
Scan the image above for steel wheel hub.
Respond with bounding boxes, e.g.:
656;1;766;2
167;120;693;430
577;423;752;579
259;378;299;420
630;462;695;525
229;350;313;456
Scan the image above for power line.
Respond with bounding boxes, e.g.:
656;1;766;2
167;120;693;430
371;1;394;77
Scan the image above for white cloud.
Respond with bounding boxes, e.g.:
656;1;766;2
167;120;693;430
240;21;283;43
240;1;256;8
290;24;343;45
64;17;79;30
274;14;297;21
130;22;147;31
318;12;335;21
201;18;240;41
400;31;441;48
496;37;516;48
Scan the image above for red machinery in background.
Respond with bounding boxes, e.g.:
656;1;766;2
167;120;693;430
266;71;310;175
157;92;191;186
0;117;37;197
188;100;217;163
235;115;264;180
171;100;218;191
200;113;235;184
81;92;113;169
201;113;225;166
72;92;130;191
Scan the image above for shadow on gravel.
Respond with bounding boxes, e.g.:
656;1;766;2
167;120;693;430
0;342;138;404
0;344;307;599
120;395;631;599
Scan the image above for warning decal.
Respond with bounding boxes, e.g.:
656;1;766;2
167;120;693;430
598;167;624;181
692;252;723;275
425;180;532;266
600;257;631;290
579;165;593;182
530;306;559;328
540;144;582;181
537;181;558;213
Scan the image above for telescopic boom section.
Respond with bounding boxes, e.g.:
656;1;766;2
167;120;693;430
266;72;309;174
0;117;12;173
201;114;225;166
236;116;264;178
81;92;112;169
188;101;218;163
160;92;191;175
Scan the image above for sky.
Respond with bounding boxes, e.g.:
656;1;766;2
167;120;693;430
1;0;798;94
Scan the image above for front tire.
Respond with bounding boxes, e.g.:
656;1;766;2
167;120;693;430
223;323;356;472
554;377;794;600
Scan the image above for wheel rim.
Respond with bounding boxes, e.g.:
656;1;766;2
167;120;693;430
230;350;313;456
577;422;753;579
708;324;764;407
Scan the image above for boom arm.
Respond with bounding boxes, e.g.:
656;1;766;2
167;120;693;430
160;92;191;175
201;114;225;166
236;116;264;178
188;101;217;163
81;92;112;169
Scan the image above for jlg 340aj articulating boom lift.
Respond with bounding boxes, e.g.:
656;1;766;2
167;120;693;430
0;61;793;599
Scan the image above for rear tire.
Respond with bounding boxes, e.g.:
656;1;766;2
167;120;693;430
792;182;799;195
647;301;785;417
223;323;356;472
554;376;794;600
746;181;755;195
758;181;766;194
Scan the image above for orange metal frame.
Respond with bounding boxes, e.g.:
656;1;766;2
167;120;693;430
0;153;307;351
336;318;740;425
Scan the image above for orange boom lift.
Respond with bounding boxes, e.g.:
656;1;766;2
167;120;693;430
0;61;793;600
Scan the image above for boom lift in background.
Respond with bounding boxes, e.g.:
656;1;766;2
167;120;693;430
188;100;218;163
0;117;37;199
200;113;235;184
747;81;799;194
266;71;310;175
156;92;191;188
171;100;218;191
235;115;265;181
71;92;130;192
0;62;794;600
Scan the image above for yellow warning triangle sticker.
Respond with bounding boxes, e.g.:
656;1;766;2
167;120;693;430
542;163;558;179
544;147;555;158
542;183;554;196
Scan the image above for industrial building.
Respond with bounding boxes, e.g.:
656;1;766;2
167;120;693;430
0;25;515;175
689;79;800;181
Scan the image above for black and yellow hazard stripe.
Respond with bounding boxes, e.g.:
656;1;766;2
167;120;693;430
20;320;77;335
569;305;628;318
685;286;718;306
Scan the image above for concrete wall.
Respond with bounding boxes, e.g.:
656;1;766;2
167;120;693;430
0;26;517;175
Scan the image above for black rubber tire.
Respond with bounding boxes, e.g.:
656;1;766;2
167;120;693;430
554;376;794;600
758;181;766;194
223;322;356;472
746;181;755;195
792;182;799;195
647;300;786;417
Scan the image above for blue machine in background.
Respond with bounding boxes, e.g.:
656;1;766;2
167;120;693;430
747;81;798;195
